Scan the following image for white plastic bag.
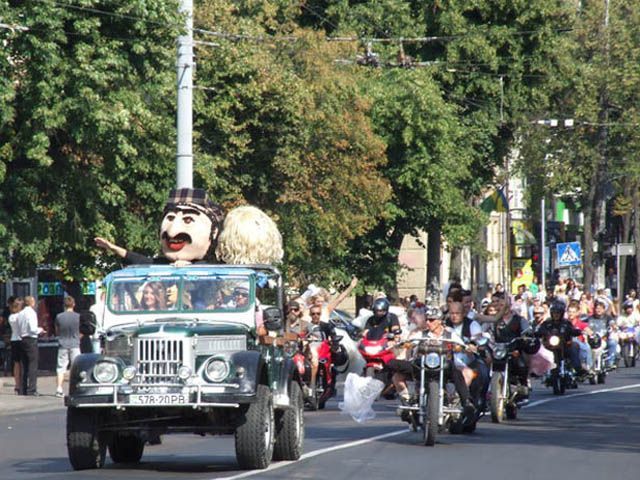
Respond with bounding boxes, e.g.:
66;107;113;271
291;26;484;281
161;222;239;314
338;373;384;423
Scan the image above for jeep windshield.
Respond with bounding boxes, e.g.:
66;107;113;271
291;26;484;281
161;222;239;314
108;275;253;314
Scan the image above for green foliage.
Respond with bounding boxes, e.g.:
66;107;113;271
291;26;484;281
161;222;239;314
0;0;589;295
0;0;180;279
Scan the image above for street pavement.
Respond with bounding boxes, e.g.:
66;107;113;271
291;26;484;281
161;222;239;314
0;373;65;416
1;367;640;480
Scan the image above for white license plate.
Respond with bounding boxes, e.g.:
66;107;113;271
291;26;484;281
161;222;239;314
129;394;188;405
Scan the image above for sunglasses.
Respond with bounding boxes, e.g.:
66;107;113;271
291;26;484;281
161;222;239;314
310;312;322;316
289;307;300;312
534;311;544;315
426;318;439;322
235;292;248;297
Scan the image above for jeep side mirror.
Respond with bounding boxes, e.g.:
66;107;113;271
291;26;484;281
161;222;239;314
263;307;283;332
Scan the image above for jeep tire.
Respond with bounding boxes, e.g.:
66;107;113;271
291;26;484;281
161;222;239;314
273;381;304;461
109;433;145;464
235;384;275;469
66;407;107;470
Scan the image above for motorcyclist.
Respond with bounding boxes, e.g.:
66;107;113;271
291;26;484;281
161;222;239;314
393;304;476;420
388;306;431;404
585;298;618;368
535;301;585;374
446;300;490;417
306;305;337;395
483;292;538;390
362;297;401;341
567;302;593;371
617;300;640;344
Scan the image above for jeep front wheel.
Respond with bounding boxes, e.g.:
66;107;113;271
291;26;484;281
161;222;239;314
66;408;107;470
273;381;304;461
109;433;145;464
235;384;275;469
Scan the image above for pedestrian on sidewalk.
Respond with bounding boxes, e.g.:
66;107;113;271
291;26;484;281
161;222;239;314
7;297;23;394
18;296;41;396
55;296;80;397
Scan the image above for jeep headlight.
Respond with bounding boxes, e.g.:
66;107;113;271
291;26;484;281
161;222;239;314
93;362;118;384
204;359;230;383
425;352;440;369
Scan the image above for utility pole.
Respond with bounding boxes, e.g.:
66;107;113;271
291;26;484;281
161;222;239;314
176;0;194;189
541;196;546;288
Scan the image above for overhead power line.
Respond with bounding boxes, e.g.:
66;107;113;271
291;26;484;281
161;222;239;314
29;0;574;45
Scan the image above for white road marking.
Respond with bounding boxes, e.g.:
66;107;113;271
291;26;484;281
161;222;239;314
215;381;640;480
215;429;408;480
522;382;640;409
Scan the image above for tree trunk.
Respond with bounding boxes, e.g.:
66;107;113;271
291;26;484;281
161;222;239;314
583;174;598;291
426;224;442;295
634;190;640;292
387;229;407;303
619;182;633;297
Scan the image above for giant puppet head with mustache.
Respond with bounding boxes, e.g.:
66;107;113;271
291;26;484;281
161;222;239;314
159;188;283;265
159;188;225;263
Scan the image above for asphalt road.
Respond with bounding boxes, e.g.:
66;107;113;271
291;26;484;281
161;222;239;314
1;367;640;480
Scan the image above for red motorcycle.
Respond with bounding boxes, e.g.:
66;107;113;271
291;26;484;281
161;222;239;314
293;334;343;410
358;334;396;399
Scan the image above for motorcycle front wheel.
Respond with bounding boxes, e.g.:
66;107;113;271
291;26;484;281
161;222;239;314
551;372;565;395
423;380;439;446
490;372;505;424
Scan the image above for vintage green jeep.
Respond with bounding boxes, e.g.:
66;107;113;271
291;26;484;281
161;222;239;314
65;264;303;470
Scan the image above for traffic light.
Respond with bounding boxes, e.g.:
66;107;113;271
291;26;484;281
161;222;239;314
531;245;540;277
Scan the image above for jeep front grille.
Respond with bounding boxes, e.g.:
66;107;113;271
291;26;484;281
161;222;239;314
136;338;184;384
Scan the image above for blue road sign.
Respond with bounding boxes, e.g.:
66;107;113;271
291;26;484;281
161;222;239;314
556;242;582;267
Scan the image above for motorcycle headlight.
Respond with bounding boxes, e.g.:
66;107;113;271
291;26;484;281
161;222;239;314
425;352;440;369
549;335;560;347
93;362;118;384
493;345;507;360
204;359;230;383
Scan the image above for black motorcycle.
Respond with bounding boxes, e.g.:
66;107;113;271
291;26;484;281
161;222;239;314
542;329;577;395
397;337;474;446
489;336;536;422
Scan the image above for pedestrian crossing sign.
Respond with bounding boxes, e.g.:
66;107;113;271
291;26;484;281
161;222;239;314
556;242;582;266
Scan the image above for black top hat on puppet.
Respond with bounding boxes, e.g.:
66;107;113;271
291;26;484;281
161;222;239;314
164;188;224;226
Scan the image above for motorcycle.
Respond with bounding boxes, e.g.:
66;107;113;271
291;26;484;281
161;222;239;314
293;334;343;410
397;337;473;446
586;333;608;384
541;329;578;395
489;336;536;423
618;327;638;368
359;333;396;399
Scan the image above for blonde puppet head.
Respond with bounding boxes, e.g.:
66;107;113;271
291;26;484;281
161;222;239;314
215;206;283;265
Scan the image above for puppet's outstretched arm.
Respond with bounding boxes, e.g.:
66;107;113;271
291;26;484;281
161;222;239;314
94;237;127;258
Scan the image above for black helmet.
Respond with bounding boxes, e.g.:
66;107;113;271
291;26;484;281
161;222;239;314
372;297;390;317
550;301;565;316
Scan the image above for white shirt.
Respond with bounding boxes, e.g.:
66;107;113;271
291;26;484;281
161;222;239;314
450;319;482;339
17;306;39;338
8;313;21;341
90;301;106;338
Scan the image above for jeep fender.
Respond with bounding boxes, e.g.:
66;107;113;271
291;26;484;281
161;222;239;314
68;353;101;394
272;358;299;409
230;351;266;395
